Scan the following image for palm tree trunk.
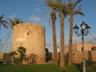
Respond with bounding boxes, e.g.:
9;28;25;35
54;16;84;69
68;14;73;65
51;9;57;64
60;12;65;68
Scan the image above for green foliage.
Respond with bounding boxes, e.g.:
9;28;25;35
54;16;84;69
17;47;26;64
45;48;52;62
9;17;23;28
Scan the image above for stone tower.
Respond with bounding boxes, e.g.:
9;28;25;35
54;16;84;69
12;23;45;64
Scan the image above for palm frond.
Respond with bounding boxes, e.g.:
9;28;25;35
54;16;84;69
9;17;23;28
0;15;4;20
74;9;84;16
49;16;51;27
1;22;8;28
46;0;68;17
73;0;82;8
46;0;57;9
55;0;68;17
0;15;8;28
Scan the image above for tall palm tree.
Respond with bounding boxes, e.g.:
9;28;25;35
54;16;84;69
59;11;65;68
46;0;58;64
0;15;8;51
0;15;8;39
0;15;8;29
46;0;68;67
66;0;84;65
56;0;66;68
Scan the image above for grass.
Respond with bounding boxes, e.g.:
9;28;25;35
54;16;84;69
1;63;95;72
0;64;62;72
64;65;81;72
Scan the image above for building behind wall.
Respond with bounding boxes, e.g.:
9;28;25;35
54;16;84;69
12;23;45;64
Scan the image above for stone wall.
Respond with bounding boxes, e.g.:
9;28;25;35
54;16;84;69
64;43;96;64
12;23;45;64
0;52;3;60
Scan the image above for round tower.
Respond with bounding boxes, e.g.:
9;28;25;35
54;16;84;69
12;23;45;64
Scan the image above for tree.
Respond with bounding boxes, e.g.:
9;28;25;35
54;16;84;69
9;17;23;29
18;46;26;64
46;0;68;67
0;15;8;39
5;17;23;40
0;15;8;28
9;51;16;63
0;15;8;51
45;48;51;62
55;0;66;68
66;0;84;65
46;0;58;64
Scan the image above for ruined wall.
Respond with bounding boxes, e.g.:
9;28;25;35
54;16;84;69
64;43;96;64
12;23;45;64
0;52;3;60
90;51;96;62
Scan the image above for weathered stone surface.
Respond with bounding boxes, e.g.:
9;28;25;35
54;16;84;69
0;52;3;59
60;42;96;64
12;23;45;64
91;51;96;62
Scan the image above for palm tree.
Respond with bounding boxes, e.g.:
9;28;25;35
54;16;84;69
46;0;58;64
59;10;65;68
46;0;68;67
0;15;8;39
0;15;8;29
9;51;16;63
5;17;23;40
55;0;66;68
18;46;26;64
0;15;8;51
66;0;84;65
9;17;23;29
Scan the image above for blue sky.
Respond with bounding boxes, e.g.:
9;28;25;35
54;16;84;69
0;0;96;52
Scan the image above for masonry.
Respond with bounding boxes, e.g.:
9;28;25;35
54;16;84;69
12;23;46;64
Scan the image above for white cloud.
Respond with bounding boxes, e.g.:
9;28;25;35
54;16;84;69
30;16;43;24
8;14;17;19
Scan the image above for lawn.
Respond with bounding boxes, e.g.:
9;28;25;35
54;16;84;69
0;64;62;72
0;63;95;72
